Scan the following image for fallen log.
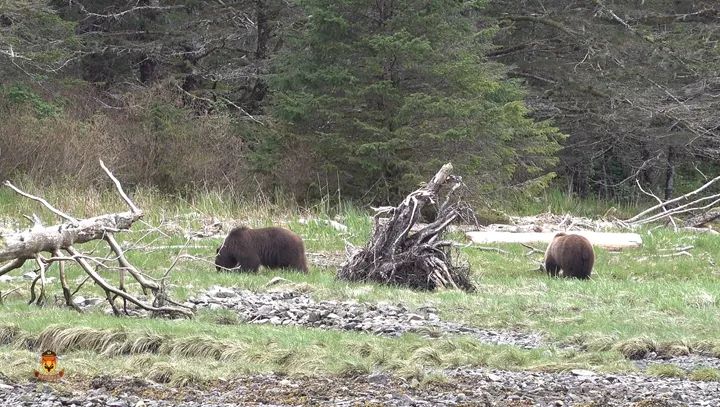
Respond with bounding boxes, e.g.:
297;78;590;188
465;231;643;250
0;160;192;318
683;209;720;228
0;212;140;262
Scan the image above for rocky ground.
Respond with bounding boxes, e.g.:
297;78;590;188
2;367;719;407
186;286;720;374
187;285;544;349
3;283;720;406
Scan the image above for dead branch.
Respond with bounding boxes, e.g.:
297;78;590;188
0;259;26;277
66;246;190;317
0;287;21;304
635;180;677;230
520;243;544;256
628;175;720;225
338;163;474;291
0;160;192;318
3;182;79;225
472;246;511;255
99;159;141;215
33;255;48;306
684;209;720;228
54;250;80;312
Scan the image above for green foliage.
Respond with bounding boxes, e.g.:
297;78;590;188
0;1;80;78
269;0;563;203
2;84;61;117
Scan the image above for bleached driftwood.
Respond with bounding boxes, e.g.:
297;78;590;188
339;163;474;291
465;231;643;250
628;175;720;226
0;160;192;318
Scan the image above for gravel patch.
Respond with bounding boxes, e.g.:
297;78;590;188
187;286;544;349
2;368;719;406
634;354;720;372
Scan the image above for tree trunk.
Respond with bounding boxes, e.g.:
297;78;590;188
664;145;676;202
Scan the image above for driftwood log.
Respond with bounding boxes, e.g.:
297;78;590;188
628;175;720;228
465;231;643;251
338;163;474;291
0;160;192;318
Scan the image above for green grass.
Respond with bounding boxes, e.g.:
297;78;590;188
1;185;720;384
508;187;640;219
0;322;630;385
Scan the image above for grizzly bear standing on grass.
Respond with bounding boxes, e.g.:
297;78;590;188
544;232;594;279
215;226;308;273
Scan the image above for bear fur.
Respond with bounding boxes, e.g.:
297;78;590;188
215;226;308;273
543;232;594;279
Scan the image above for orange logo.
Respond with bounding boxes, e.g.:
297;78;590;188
34;350;65;382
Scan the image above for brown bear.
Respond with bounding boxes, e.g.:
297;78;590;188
215;226;308;273
543;232;594;279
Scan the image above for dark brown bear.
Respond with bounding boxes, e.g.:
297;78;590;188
215;226;308;273
543;232;594;279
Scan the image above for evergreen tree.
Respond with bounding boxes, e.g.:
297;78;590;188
270;0;564;203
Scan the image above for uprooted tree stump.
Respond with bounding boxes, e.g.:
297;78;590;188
0;160;192;318
338;163;475;291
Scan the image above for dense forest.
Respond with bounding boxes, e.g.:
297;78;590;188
0;0;718;207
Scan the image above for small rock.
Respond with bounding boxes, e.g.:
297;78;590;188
571;369;596;376
257;305;274;315
367;373;390;385
85;298;104;306
212;287;237;298
23;271;37;280
487;373;502;382
266;277;291;287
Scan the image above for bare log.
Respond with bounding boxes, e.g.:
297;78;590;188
627;175;720;225
0;211;141;262
684;209;720;228
0;160;193;318
338;163;474;291
465;231;643;250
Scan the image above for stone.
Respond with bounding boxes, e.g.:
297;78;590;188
266;277;291;287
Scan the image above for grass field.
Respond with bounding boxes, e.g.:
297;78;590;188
1;185;719;385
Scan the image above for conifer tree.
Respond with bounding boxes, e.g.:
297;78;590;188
270;0;564;203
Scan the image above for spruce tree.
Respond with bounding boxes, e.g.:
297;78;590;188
271;0;563;203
